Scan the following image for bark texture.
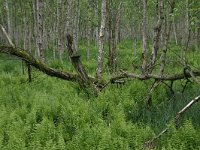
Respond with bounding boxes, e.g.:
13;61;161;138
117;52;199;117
96;0;107;79
36;0;45;61
160;1;175;75
0;46;78;82
148;0;164;72
142;0;148;72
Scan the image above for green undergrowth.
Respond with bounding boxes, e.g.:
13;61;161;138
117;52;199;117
0;41;200;149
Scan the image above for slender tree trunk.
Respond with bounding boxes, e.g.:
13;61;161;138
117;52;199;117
160;1;175;75
185;0;190;44
107;0;112;72
94;0;99;46
115;3;121;44
32;0;37;56
96;0;107;79
109;2;122;73
35;0;40;58
4;0;11;38
87;0;92;61
142;0;148;72
23;15;27;50
28;25;32;53
148;0;164;72
65;0;71;35
73;0;80;51
173;17;178;45
182;0;190;60
64;0;72;62
133;17;137;56
195;20;199;50
35;0;44;61
56;0;64;63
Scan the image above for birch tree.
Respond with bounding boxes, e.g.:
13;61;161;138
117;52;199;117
73;0;80;51
35;0;45;61
141;0;148;72
148;0;164;72
4;0;11;37
96;0;107;79
87;0;92;61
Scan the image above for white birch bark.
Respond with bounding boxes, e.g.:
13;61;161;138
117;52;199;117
4;0;11;38
35;0;44;61
96;0;107;79
94;3;99;46
148;0;164;72
56;0;64;63
73;0;80;51
133;17;137;57
142;0;148;71
173;17;178;45
87;0;92;61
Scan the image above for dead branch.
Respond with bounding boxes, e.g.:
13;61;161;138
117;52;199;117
146;80;161;107
144;128;168;149
0;24;15;47
175;95;200;121
66;34;99;95
161;81;175;94
144;95;200;149
111;70;200;83
181;79;191;93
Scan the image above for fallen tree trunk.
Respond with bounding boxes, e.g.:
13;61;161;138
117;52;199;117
1;45;200;93
0;45;100;96
0;46;78;82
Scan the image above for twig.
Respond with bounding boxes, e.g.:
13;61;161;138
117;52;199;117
146;80;161;107
161;81;175;94
144;128;168;149
181;79;191;93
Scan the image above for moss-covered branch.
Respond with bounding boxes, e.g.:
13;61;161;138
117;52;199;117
0;46;78;82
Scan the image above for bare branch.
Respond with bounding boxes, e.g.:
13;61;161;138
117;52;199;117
175;95;200;121
145;95;200;149
111;70;200;82
0;24;15;47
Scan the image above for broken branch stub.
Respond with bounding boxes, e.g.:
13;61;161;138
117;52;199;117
66;34;99;95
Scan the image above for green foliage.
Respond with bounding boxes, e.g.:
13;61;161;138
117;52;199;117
49;60;64;70
159;120;200;150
